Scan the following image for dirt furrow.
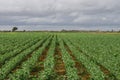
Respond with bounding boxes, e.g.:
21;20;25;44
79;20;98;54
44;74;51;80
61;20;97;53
63;41;90;80
49;36;67;80
54;36;66;76
8;36;50;75
67;39;118;80
30;36;53;78
97;63;117;80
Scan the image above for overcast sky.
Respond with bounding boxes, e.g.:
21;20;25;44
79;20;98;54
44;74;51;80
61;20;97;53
0;0;120;30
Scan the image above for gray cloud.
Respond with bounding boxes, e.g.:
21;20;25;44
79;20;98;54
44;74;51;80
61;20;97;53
0;0;120;28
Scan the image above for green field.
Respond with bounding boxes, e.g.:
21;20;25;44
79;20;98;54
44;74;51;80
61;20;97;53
0;32;120;80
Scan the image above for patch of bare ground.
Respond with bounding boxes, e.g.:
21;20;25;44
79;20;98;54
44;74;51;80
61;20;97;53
5;36;50;79
30;36;53;78
67;39;118;80
97;63;118;80
53;36;67;80
63;41;90;80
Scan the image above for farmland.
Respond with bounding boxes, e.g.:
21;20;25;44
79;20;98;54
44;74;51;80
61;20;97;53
0;32;120;80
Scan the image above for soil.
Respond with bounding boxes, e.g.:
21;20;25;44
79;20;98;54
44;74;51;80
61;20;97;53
63;41;90;80
5;36;50;79
30;36;53;77
67;39;117;80
53;36;67;80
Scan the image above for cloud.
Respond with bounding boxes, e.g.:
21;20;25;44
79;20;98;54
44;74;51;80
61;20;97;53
0;0;120;27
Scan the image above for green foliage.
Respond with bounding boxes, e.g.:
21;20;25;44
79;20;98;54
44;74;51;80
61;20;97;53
0;32;120;80
12;27;18;32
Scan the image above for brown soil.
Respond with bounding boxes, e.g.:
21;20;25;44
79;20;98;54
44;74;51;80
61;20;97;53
11;53;33;73
97;63;117;80
30;36;53;77
54;47;66;75
11;37;48;73
5;36;50;79
63;41;90;80
53;36;66;79
30;47;49;77
67;39;117;80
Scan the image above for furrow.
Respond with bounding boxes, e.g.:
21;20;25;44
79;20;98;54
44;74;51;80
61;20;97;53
63;41;90;80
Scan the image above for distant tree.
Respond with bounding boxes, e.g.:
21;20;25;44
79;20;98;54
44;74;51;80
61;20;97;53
61;29;67;32
111;29;114;32
23;30;26;32
12;27;18;32
118;30;120;33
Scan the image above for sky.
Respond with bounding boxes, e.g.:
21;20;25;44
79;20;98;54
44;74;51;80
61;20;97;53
0;0;120;31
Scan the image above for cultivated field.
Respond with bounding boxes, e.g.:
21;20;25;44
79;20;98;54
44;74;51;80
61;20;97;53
0;32;120;80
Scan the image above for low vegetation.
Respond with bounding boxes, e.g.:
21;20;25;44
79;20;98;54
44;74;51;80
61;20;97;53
0;32;120;80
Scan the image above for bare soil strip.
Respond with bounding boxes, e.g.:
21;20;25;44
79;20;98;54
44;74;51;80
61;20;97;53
68;39;118;80
53;36;66;79
97;63;118;80
9;36;50;74
29;36;53;78
63;41;90;80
